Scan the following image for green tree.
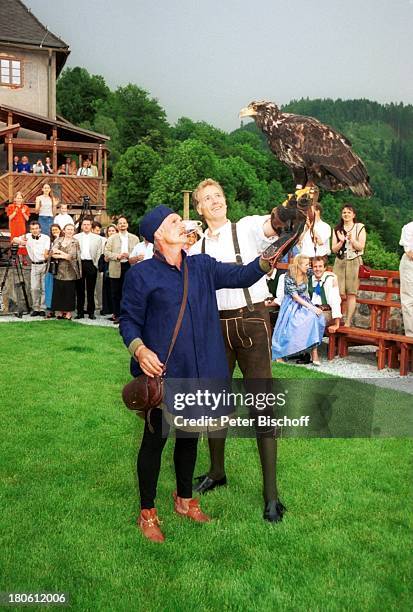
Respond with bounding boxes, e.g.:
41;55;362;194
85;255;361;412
107;144;161;226
96;85;170;152
57;67;110;124
147;139;218;212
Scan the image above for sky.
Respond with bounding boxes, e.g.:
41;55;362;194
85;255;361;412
26;0;413;132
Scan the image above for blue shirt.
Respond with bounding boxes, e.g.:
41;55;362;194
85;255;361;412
17;162;31;173
120;251;267;379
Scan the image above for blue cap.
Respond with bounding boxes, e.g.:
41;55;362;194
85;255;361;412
139;205;174;243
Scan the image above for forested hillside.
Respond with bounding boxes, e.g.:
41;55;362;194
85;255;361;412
57;68;412;269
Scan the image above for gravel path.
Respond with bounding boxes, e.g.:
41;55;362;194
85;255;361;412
1;314;412;394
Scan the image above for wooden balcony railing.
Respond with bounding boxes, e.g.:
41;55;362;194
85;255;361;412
0;172;106;212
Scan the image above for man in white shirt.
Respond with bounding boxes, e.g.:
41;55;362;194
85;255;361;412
54;203;74;230
399;221;413;336
74;218;103;319
190;178;285;523
299;203;331;258
104;216;139;323
77;160;93;177
129;239;154;264
13;221;50;316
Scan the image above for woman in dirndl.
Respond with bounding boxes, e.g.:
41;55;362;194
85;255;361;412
272;254;326;365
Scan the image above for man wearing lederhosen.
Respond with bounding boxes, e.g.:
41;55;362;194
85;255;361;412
190;178;286;522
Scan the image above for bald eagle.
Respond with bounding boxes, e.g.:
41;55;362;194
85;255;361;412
239;101;373;197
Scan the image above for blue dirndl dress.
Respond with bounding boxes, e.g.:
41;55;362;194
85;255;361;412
272;272;326;360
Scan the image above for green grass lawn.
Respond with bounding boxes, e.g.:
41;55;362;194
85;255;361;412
0;323;412;611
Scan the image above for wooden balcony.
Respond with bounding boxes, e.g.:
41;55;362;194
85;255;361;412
0;172;106;214
0;104;110;217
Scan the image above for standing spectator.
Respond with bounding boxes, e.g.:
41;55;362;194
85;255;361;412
91;221;105;312
44;157;53;174
57;164;66;175
129;238;154;264
6;191;30;258
45;223;62;319
12;155;19;172
13;221;50;316
35;183;58;236
68;159;78;175
104;216;139;324
54;203;74;230
272;254;325;365
77;160;92;176
32;159;45;175
332;205;367;327
101;224;117;316
74;218;103;319
399;221;413;337
87;158;98;177
51;223;81;320
18;155;31;173
298;203;331;258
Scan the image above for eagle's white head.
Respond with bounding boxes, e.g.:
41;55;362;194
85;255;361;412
239;100;280;129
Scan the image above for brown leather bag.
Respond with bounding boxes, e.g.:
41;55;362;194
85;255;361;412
122;259;188;413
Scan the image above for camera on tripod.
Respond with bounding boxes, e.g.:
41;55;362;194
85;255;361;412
10;243;19;259
82;195;91;206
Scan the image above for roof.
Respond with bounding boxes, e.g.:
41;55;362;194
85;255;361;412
0;0;70;74
0;104;110;144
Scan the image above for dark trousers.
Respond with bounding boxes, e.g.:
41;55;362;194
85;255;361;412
76;260;97;315
110;262;130;318
138;408;199;509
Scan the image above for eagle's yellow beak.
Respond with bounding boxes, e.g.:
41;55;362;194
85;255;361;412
239;106;257;118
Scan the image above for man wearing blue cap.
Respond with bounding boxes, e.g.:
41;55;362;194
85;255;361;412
120;205;271;543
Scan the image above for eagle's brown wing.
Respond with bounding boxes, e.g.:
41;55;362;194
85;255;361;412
280;114;372;196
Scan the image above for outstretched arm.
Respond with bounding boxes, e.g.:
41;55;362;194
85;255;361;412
211;256;270;290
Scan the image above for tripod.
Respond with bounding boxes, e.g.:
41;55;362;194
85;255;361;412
77;195;93;231
0;246;30;317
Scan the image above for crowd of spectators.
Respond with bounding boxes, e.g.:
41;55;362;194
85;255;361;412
10;155;98;176
6;186;411;359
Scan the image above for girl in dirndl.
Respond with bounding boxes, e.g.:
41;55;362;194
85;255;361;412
272;255;325;365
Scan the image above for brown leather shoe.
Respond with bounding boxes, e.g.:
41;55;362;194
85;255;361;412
173;492;211;523
137;508;165;543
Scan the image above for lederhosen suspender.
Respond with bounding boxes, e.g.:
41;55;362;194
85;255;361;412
308;274;334;305
201;223;254;312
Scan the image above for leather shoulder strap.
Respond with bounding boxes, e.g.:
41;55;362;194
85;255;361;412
164;258;189;371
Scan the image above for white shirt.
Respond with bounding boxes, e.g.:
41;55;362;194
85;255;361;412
77;167;93;176
274;273;285;306
310;272;342;319
77;232;92;260
189;216;276;310
54;213;74;230
119;231;129;263
400;222;413;253
21;233;50;263
299;219;331;257
130;241;154;262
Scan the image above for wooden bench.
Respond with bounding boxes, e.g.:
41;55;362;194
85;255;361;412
328;327;413;376
356;270;401;332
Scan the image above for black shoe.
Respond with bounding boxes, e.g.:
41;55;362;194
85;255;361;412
296;353;311;364
193;474;227;494
88;314;96;320
263;499;286;523
30;311;39;317
75;314;84;319
38;311;46;317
